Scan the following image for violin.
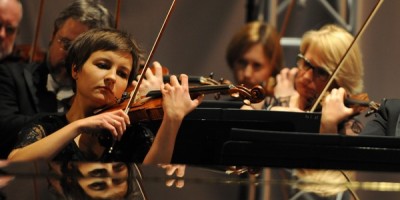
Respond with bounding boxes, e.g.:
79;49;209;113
317;92;380;117
343;94;380;116
96;84;265;123
163;73;230;86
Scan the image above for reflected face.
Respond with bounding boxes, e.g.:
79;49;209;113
233;44;273;89
48;18;89;81
295;46;330;108
77;162;128;199
73;50;133;108
0;0;22;59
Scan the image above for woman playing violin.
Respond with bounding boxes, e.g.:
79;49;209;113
271;24;365;134
8;28;203;163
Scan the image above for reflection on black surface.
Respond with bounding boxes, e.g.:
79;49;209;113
2;161;400;199
289;169;357;200
53;162;145;200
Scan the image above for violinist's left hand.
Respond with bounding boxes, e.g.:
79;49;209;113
132;61;164;99
320;88;355;134
142;74;203;164
161;74;204;121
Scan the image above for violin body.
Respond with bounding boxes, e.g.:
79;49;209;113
129;98;164;123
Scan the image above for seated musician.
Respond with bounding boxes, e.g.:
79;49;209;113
246;24;365;135
7;28;203;163
225;21;284;108
319;88;400;137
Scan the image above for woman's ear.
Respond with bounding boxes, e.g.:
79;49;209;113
71;65;78;80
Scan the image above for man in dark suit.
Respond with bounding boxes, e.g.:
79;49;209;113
0;0;114;158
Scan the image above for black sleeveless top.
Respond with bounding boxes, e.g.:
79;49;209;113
15;114;154;162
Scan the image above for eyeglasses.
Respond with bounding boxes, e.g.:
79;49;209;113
0;21;18;36
56;35;72;51
296;53;330;82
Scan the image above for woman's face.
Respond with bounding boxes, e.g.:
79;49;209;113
233;44;273;89
77;162;128;199
73;50;133;108
295;46;330;108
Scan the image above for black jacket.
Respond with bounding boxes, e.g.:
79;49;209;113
0;61;57;158
361;98;400;137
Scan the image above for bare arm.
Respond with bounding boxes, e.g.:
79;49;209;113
8;110;129;161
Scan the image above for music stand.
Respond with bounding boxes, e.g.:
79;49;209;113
220;128;400;171
169;108;321;165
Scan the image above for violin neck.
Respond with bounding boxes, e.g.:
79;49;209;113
163;75;203;83
146;85;233;99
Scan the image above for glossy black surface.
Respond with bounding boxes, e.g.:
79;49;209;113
2;161;400;200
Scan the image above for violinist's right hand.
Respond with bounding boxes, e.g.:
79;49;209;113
76;110;130;141
132;61;164;99
320;88;355;134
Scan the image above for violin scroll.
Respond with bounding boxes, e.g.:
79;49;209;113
229;84;265;104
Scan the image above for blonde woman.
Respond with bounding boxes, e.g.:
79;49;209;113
271;24;365;135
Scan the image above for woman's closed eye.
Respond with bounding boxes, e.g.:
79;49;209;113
88;181;107;191
96;61;110;69
96;62;129;79
117;69;129;79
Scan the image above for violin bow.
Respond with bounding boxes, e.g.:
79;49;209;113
108;0;176;154
122;0;176;114
309;0;384;112
29;0;45;63
114;0;122;29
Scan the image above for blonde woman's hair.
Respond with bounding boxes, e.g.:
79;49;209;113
293;169;355;197
300;24;364;94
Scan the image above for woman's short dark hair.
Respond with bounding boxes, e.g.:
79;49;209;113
65;28;142;91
